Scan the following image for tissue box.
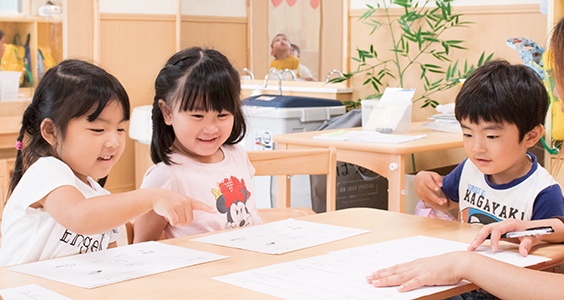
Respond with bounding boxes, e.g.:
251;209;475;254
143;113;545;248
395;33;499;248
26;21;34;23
361;99;412;133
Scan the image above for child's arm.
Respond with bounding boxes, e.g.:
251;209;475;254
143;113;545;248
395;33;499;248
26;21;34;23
414;171;456;211
133;210;169;243
467;218;564;256
367;250;564;299
38;186;215;235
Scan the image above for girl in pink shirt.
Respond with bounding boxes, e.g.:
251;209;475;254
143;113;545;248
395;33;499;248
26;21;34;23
134;47;262;242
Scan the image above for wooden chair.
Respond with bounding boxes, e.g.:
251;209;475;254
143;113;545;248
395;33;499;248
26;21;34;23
124;221;134;245
123;221;166;245
247;147;337;212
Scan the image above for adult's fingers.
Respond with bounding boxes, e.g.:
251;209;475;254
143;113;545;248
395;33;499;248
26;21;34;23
369;266;436;292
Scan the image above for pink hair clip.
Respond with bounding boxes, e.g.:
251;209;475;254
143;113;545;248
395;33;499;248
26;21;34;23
15;140;23;151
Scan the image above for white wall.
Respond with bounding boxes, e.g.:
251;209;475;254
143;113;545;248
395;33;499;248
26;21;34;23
350;0;542;9
99;0;247;17
181;0;246;17
99;0;176;14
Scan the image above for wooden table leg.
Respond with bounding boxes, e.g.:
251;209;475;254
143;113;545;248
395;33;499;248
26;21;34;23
387;154;405;213
274;143;408;213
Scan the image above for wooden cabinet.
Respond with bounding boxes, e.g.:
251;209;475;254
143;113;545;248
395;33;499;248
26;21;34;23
0;17;62;88
0;0;95;91
0;0;96;219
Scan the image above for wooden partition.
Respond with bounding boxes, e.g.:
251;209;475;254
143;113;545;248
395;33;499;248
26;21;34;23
180;15;248;71
99;13;177;193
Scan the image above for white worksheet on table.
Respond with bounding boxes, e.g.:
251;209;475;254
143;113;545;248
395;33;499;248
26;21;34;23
214;235;551;300
10;241;228;288
191;218;371;254
0;284;72;300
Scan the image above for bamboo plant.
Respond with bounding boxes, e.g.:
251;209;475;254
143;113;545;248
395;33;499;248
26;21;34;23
332;0;493;109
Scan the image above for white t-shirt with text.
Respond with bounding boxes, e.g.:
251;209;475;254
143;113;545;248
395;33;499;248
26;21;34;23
0;157;119;267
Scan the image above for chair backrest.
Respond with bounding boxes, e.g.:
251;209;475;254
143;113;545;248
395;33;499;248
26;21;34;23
247;147;337;211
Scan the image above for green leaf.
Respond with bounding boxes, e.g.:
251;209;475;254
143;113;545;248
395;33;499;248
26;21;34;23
393;0;410;8
427;69;445;74
446;65;452;80
425;18;436;30
424;63;442;70
485;52;494;63
372;76;382;85
420;65;427;79
477;52;485;65
377;69;387;77
430;78;443;87
386;72;397;80
419;31;436;37
423;37;440;43
365;93;381;100
452;61;459;76
450;44;467;50
441;41;450;55
327;77;348;84
359;5;377;20
416;27;423;50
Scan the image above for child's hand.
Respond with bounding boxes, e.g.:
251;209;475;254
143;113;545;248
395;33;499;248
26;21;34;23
151;189;216;226
367;251;468;292
414;171;447;206
467;219;537;256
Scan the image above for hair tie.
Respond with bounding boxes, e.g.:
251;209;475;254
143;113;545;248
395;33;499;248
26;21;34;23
15;140;23;151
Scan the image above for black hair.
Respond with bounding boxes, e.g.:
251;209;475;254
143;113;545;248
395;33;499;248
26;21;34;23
0;29;4;40
455;60;548;141
8;59;130;197
151;47;246;165
271;33;290;48
291;43;300;56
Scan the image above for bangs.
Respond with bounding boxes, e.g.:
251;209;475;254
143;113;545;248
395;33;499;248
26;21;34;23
73;73;130;122
455;87;505;125
176;55;240;113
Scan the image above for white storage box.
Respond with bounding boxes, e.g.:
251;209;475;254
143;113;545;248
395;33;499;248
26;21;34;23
0;71;21;102
242;95;346;151
242;95;346;209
